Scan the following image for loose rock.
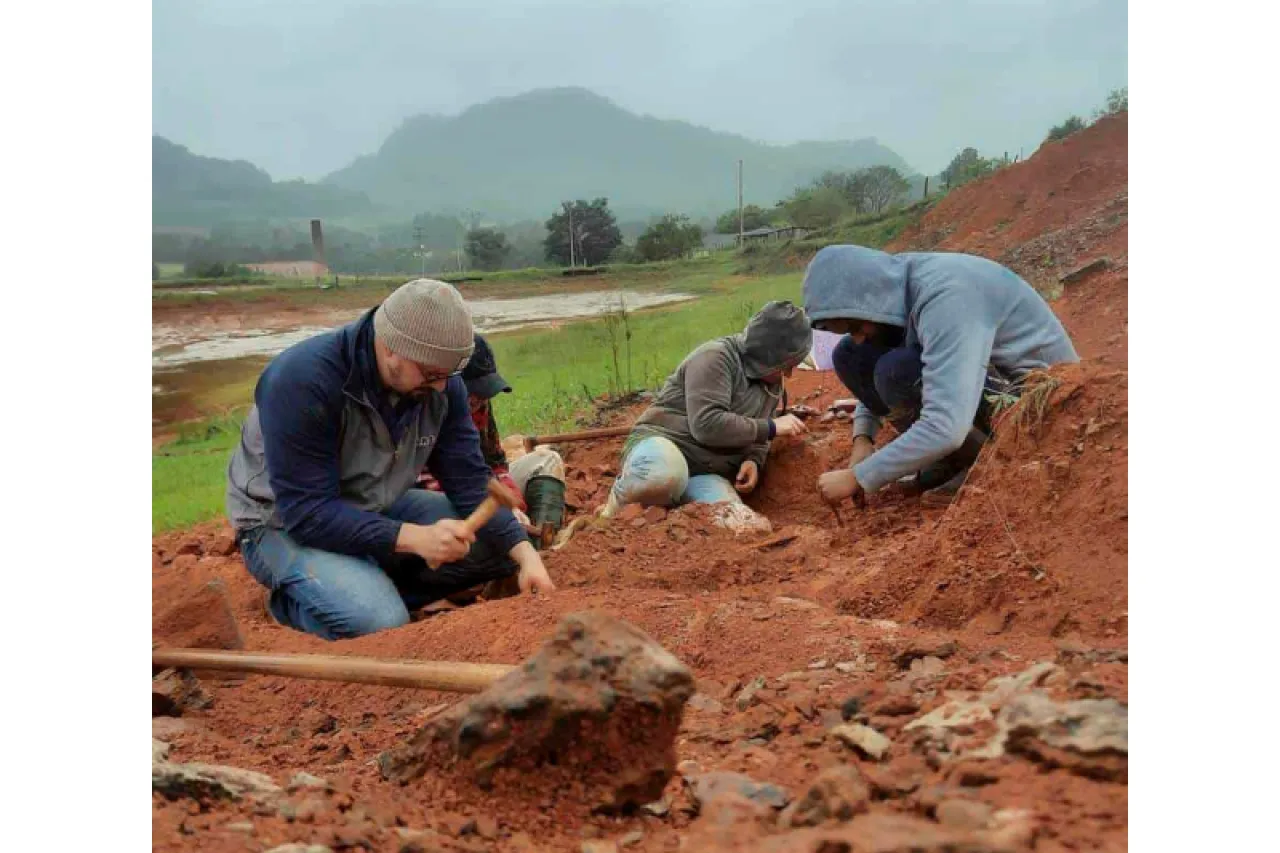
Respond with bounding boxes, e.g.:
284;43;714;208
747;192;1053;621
711;502;772;534
761;812;1021;853
153;668;212;716
779;765;870;827
642;798;671;817
909;655;947;678
904;700;994;735
895;640;958;669
211;530;238;556
830;723;891;761
286;772;332;793
991;692;1127;781
735;676;767;711
732;704;782;742
152;579;244;658
984;662;1061;702
861;761;924;799
264;845;333;853
153;758;281;802
872;696;921;717
687;771;790;810
688;692;724;714
936;798;994;830
377;612;694;812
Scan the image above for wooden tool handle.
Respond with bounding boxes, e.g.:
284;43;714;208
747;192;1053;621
462;496;500;535
459;480;521;536
525;424;633;451
152;648;515;693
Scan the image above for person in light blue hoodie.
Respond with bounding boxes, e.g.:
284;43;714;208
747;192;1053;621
802;245;1079;506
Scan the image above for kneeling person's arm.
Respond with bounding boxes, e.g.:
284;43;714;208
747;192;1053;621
427;377;529;555
685;349;772;449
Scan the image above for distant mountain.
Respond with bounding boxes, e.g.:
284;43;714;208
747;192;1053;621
152;136;371;227
323;88;916;220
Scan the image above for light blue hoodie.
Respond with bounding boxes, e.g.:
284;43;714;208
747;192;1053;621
802;245;1079;492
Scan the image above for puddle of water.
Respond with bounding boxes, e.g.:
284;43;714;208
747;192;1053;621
469;289;693;331
151;288;697;431
153;327;335;368
152;289;694;370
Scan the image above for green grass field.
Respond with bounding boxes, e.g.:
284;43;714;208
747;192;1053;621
152;417;245;532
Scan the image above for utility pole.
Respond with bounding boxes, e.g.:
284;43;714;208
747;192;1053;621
566;202;576;268
737;159;744;247
412;224;426;277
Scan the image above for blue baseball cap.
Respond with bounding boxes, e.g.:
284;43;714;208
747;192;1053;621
460;334;512;399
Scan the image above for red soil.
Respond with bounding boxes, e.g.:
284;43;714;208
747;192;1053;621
152;116;1128;852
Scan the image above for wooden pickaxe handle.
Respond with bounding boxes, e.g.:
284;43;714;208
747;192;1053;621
523;424;633;453
152;648;515;693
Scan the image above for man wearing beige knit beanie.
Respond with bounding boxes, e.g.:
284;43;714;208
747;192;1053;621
226;279;555;641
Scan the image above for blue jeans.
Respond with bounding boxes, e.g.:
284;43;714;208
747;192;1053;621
830;338;1005;435
609;435;742;508
238;490;517;641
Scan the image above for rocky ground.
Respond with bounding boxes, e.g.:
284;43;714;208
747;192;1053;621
152;115;1129;852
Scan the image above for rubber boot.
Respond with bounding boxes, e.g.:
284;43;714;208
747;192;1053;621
525;475;567;548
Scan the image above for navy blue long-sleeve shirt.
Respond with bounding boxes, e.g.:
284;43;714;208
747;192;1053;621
242;310;526;559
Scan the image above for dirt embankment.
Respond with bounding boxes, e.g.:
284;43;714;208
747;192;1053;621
152;115;1129;852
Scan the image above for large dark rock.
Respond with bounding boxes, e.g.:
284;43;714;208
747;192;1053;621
378;611;694;811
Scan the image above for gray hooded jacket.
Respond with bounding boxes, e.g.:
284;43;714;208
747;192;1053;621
803;245;1078;492
630;300;813;479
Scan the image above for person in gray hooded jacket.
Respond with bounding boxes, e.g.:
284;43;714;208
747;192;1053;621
601;300;813;517
802;245;1078;506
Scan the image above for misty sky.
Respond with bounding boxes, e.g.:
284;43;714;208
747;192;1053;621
153;0;1126;181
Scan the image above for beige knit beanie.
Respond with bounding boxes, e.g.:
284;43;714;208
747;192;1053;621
373;279;476;372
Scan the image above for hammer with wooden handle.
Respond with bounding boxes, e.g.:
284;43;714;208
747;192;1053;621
522;424;633;454
461;479;523;535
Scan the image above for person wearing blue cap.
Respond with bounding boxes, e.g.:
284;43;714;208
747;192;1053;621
418;334;567;545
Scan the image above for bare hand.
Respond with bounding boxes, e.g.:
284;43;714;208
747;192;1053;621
849;435;875;468
399;519;475;568
735;460;760;494
818;469;865;507
511;541;556;595
518;559;556;595
772;413;809;438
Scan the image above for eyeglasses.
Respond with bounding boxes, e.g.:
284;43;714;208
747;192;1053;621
413;363;463;384
408;351;470;384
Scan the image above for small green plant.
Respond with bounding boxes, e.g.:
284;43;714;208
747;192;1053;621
989;370;1064;435
598;292;636;398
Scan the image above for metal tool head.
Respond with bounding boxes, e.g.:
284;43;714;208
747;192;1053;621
487;478;522;509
